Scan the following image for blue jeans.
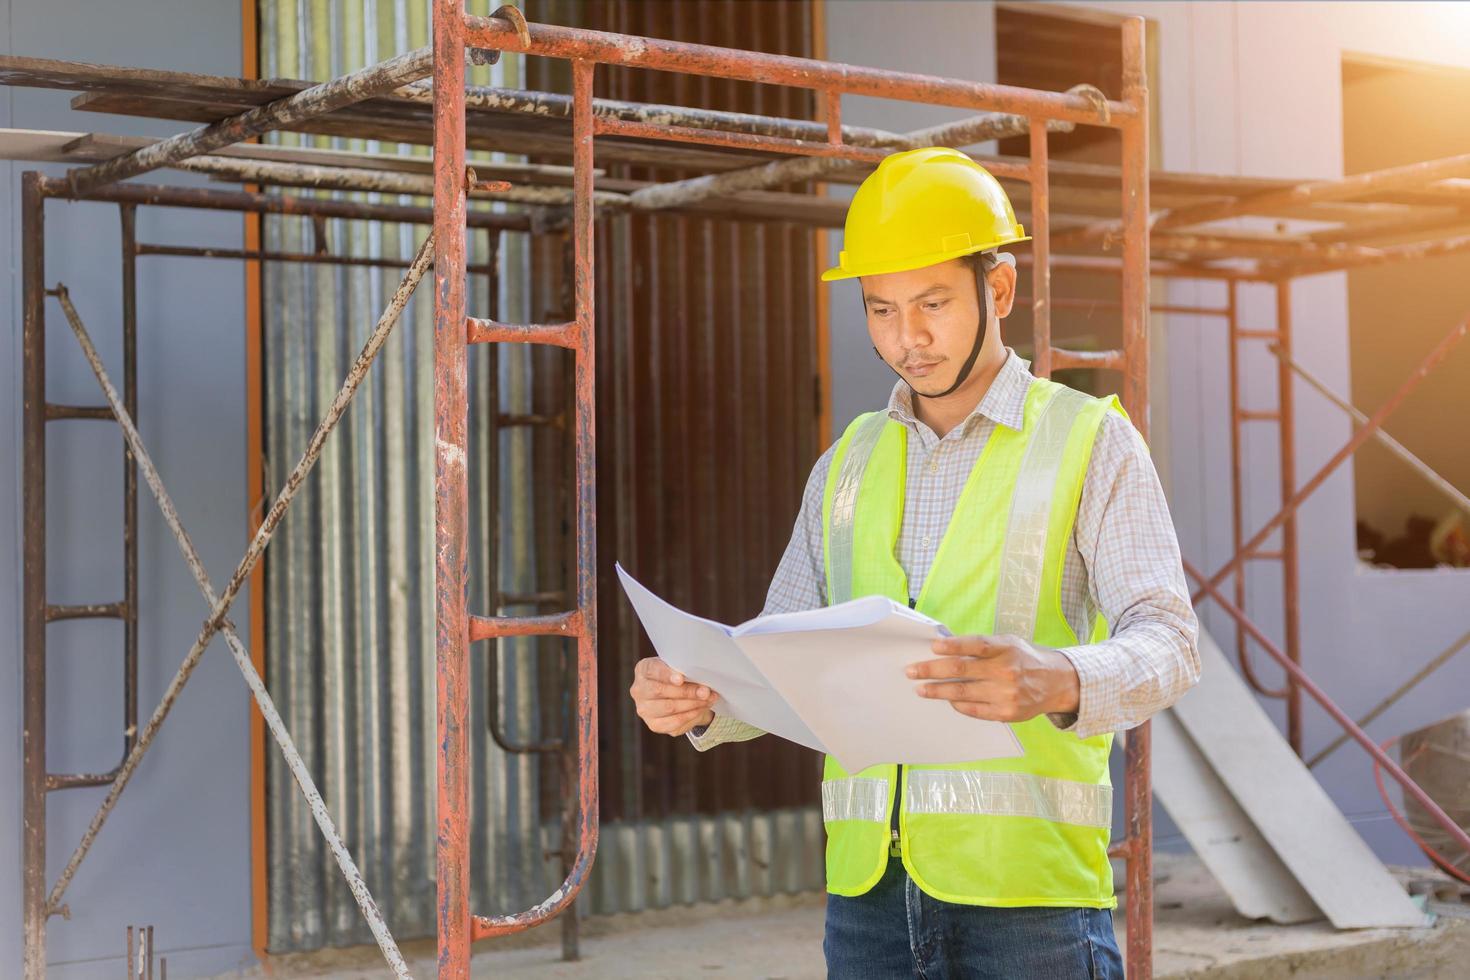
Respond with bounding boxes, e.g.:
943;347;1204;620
824;856;1124;979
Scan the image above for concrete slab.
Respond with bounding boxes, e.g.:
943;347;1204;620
211;854;1470;979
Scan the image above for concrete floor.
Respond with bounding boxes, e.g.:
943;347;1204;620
221;854;1470;979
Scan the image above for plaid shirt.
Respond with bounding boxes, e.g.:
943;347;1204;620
689;348;1200;748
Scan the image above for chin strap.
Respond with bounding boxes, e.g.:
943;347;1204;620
872;259;990;399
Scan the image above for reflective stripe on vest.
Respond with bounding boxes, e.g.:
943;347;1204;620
826;410;889;605
994;387;1091;638
821;776;890;823
821;771;1111;829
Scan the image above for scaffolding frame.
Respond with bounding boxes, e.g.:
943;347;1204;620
11;3;1470;977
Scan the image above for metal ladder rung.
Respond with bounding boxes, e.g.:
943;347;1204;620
46;601;127;622
469;609;584;641
1050;346;1125;372
47;770;123;792
466;316;579;348
45;403;115;421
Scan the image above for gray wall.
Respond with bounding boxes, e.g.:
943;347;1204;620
2;1;255;976
824;0;1470;865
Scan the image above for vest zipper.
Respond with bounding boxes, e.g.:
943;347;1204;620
890;596;918;859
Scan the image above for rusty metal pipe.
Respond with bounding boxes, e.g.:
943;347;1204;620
1058;152;1470;251
120;204;141;789
467;316;578;347
34;173;528;229
1184;559;1470;858
464;14;1131;125
175;154;509;198
64;46;434;194
21;170;48;980
136;242;495;274
433;0;472;971
394;80;909;146
626;106;1070;213
594;115;889;162
1029;119;1053;378
1192;317;1469;606
1274;282;1303;752
1119;17;1153;978
472;56;600;944
1225;282;1291;699
1050;347;1125;372
469;610;582;639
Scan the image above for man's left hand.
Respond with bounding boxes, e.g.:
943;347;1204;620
906;634;1080;723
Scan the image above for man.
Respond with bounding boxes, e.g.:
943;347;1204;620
628;146;1200;978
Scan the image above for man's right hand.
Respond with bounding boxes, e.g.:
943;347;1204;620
629;657;719;736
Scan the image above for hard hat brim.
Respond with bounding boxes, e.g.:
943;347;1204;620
820;235;1031;282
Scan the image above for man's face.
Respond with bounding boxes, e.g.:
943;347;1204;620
861;257;995;397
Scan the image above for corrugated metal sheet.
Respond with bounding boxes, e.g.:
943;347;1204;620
261;0;825;953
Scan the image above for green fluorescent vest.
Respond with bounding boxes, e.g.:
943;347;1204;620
820;377;1126;908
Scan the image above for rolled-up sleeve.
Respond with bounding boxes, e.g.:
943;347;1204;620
1051;412;1201;739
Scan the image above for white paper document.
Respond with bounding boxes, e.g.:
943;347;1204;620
616;563;1024;773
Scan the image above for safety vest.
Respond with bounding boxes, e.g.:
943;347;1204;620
820;377;1126;908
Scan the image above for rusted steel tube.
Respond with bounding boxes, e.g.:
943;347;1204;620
1276;230;1470;279
393;81;908;147
1050;347;1124;372
1060;151;1470;251
1029;119;1052;378
21;170;47;980
175;155;510;198
1119;18;1152;979
433;0;471;972
120;204;141;786
1150;234;1385;263
1183;559;1470;859
136;242;495;274
1226;282;1291;700
34;174;529;229
51;285;415;978
1275;283;1303;753
44;403;112;420
593;115;889;162
63;46;433;195
626;107;1066;213
1192;317;1469;606
464;14;1132;125
473;56;600;944
1268;342;1470;518
469;610;582;640
45;601;127;621
466;316;578;347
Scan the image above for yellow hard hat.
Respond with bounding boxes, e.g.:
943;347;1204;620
821;147;1029;282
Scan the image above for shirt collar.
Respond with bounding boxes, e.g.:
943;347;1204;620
886;347;1033;434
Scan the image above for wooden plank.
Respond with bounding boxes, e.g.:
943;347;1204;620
1170;630;1428;929
1152;708;1320;924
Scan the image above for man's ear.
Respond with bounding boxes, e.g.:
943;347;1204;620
990;262;1018;319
